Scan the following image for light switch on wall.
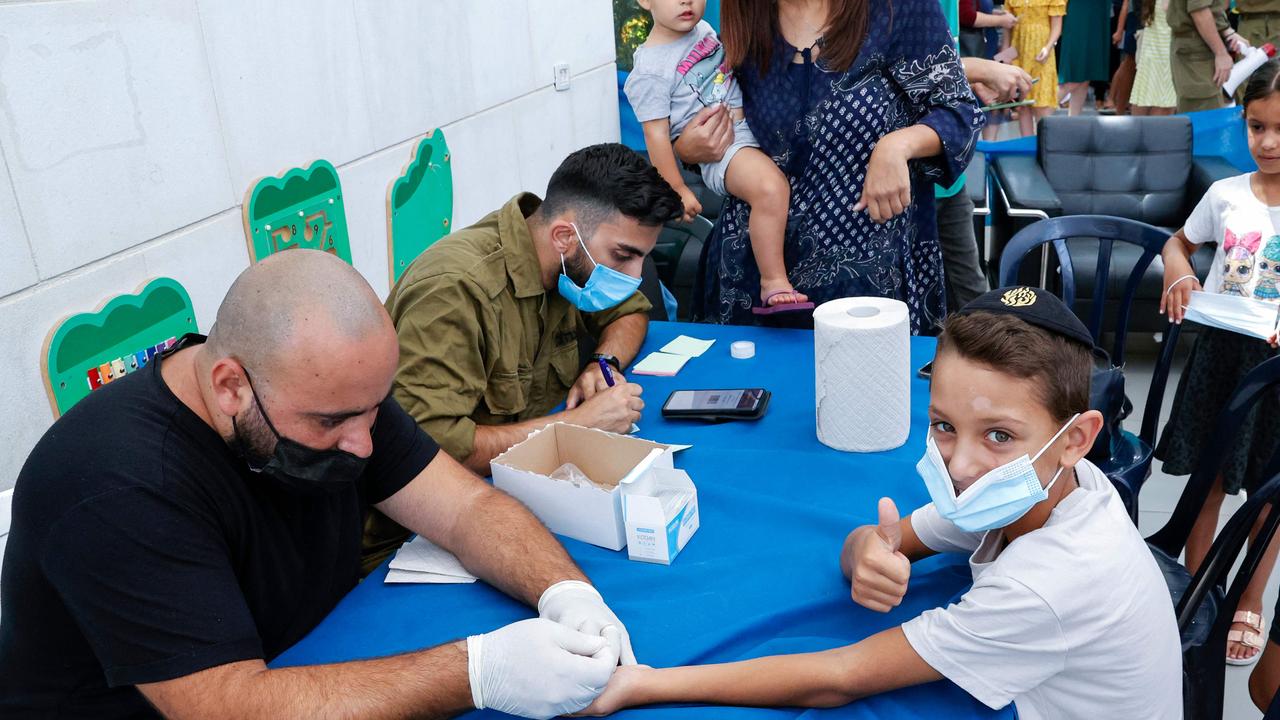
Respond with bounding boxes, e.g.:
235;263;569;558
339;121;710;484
554;63;571;91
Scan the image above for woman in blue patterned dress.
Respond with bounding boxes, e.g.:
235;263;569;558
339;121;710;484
678;0;984;332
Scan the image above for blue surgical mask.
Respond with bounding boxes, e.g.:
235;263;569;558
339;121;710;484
557;222;642;312
917;414;1080;533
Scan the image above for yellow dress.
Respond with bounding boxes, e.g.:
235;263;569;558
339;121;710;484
1007;0;1067;108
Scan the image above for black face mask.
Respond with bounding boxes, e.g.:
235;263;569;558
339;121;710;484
234;370;369;494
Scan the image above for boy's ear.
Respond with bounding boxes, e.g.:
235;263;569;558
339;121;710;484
1059;410;1104;467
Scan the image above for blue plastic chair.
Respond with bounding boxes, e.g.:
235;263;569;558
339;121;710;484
1172;471;1280;720
998;214;1176;518
1150;356;1280;718
1145;356;1280;719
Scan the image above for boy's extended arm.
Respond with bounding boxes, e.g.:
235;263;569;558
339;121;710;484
589;628;942;713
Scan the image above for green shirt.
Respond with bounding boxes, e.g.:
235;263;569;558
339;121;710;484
362;193;651;573
384;192;651;461
936;0;967;199
1237;0;1280;16
1168;0;1230;37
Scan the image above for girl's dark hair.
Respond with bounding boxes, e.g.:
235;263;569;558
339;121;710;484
1141;0;1155;29
1243;57;1280;109
721;0;871;75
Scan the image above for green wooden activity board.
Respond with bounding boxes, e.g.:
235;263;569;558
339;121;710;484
387;129;453;286
243;159;352;264
42;277;197;417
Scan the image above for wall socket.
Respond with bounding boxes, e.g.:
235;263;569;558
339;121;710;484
554;63;571;91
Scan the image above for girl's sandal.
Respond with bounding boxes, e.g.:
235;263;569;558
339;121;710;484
1226;610;1267;666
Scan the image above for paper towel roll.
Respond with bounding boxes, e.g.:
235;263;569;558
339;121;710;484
814;297;911;452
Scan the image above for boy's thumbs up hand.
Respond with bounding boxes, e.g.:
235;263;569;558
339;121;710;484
876;497;902;551
848;497;912;613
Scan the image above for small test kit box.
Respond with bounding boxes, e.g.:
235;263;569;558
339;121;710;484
490;423;699;562
620;458;699;565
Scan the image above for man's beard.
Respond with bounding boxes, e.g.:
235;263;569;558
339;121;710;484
564;245;594;287
227;403;276;470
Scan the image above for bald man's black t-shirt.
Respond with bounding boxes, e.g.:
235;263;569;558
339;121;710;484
0;336;440;718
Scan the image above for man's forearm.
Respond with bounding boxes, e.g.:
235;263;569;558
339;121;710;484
594;312;647;367
1192;8;1229;55
465;406;593;475
450;480;588;605
139;643;472;720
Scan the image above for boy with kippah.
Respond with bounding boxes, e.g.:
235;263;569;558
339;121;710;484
579;287;1182;720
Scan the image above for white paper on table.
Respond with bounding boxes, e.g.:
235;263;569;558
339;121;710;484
385;568;478;584
386;535;477;584
659;335;716;357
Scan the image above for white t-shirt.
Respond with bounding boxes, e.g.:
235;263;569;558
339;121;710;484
1184;173;1280;301
900;459;1182;720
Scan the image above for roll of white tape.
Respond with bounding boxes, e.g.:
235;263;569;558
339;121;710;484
731;340;755;359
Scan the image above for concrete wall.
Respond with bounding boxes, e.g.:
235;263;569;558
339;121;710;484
0;0;621;493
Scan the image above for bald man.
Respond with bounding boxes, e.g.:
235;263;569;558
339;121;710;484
0;250;632;719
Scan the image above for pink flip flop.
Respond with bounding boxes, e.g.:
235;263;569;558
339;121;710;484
752;290;815;316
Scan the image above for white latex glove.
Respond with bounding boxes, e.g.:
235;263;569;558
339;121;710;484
466;618;618;719
538;580;637;665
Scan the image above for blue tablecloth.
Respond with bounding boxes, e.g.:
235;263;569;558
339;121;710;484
274;321;1013;720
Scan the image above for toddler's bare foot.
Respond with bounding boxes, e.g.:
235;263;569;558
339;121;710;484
760;279;808;307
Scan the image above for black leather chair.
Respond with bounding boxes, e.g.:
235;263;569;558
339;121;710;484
989;115;1236;332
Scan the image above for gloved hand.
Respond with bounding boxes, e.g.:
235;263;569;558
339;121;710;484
466;618;618;719
538;580;637;665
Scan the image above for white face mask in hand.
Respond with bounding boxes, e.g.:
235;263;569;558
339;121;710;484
466;618;618;719
1184;291;1280;340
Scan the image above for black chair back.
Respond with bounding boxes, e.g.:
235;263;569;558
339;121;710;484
998;214;1171;367
1174;472;1280;720
1148;356;1280;559
1039;115;1192;228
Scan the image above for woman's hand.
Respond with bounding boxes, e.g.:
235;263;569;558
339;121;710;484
965;58;1033;103
1112;27;1124;46
854;133;912;224
672;105;734;165
571;665;652;717
1035;44;1052;63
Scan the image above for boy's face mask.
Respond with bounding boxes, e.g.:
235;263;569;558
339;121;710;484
916;413;1080;533
557;222;642;312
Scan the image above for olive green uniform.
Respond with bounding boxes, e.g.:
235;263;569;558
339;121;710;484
1238;0;1280;57
1168;0;1230;112
360;193;650;572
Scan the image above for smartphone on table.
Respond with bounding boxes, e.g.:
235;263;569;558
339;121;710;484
661;388;771;422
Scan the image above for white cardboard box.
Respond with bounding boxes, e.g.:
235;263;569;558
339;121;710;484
491;423;684;551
